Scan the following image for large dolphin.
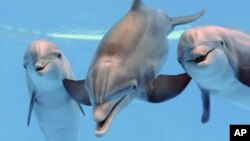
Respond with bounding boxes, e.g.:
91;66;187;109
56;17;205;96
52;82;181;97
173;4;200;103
177;25;250;123
63;0;204;136
23;39;83;141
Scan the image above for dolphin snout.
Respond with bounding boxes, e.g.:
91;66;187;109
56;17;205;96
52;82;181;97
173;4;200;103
192;46;207;57
35;64;45;71
94;109;109;122
35;60;50;72
93;102;116;122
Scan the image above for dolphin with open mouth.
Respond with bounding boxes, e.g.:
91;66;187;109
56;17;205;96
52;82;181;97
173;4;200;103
177;25;250;123
63;0;205;136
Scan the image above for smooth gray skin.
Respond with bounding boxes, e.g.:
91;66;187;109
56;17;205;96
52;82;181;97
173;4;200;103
177;25;250;123
23;39;82;141
63;0;204;136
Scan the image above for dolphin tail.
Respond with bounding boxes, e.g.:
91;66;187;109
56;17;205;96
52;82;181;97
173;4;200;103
200;88;210;123
146;73;191;103
63;79;92;106
171;9;206;26
27;92;36;126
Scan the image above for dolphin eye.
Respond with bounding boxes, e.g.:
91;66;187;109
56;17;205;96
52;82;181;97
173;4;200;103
23;64;27;69
132;85;137;90
220;41;224;46
56;53;62;59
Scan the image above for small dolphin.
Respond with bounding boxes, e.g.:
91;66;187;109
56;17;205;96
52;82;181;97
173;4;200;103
23;39;83;141
63;0;204;136
177;25;250;123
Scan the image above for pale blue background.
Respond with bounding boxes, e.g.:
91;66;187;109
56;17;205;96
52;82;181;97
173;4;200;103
0;0;250;141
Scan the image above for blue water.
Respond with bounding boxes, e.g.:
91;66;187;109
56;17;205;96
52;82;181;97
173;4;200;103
1;0;250;141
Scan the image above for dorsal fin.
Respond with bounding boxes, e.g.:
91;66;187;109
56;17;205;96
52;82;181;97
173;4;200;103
131;0;142;10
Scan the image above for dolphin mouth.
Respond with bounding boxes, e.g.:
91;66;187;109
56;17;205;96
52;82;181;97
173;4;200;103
193;55;207;64
188;48;216;64
35;62;50;72
95;96;126;136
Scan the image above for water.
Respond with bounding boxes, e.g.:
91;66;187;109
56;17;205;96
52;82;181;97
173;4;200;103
1;0;250;141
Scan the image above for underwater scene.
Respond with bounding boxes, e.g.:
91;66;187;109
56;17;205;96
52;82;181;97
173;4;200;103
1;0;250;141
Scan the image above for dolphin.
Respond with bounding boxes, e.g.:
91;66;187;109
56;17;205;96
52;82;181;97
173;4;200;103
23;39;84;141
63;0;204;136
177;25;250;123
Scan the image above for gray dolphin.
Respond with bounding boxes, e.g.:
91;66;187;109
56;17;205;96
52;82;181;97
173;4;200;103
23;39;83;141
177;25;250;123
63;0;204;136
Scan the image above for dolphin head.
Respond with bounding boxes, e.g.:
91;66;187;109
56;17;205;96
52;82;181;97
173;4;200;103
85;59;138;136
177;27;230;81
23;39;72;90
